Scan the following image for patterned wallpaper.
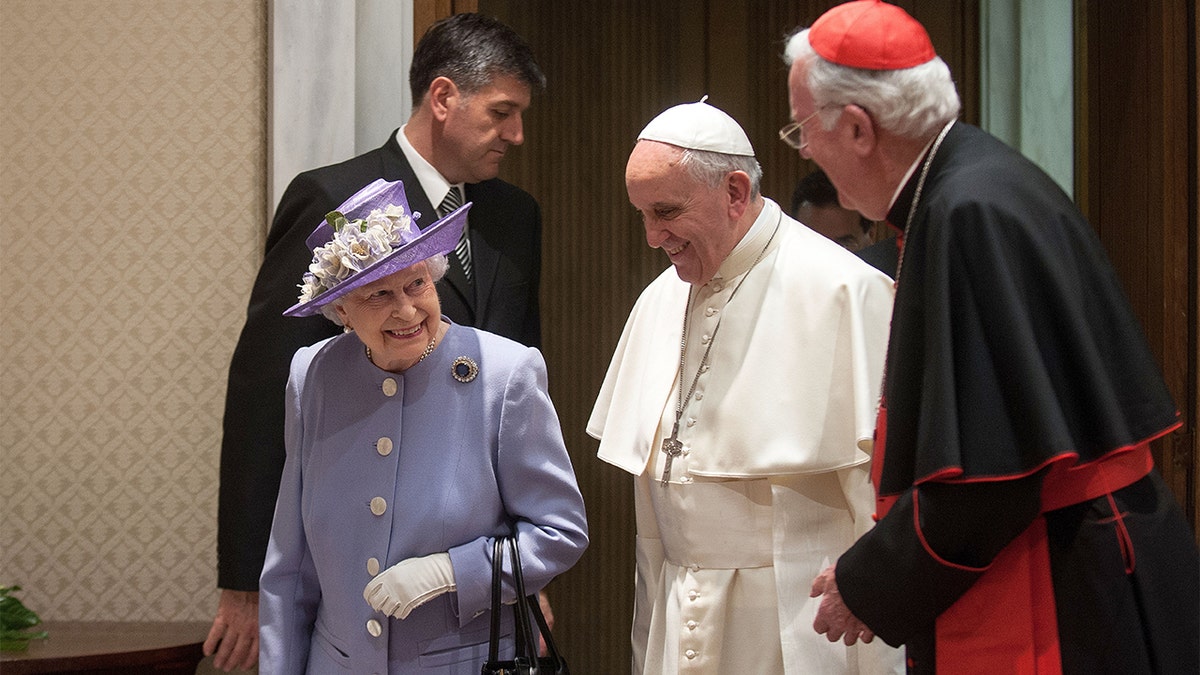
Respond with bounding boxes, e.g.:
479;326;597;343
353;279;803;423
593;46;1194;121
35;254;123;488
0;0;266;621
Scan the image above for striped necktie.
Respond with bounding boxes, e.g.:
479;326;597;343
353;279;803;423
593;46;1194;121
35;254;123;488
439;186;471;282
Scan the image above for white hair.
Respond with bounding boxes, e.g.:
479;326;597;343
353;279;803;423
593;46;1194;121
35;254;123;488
679;148;763;197
784;28;960;139
319;254;450;326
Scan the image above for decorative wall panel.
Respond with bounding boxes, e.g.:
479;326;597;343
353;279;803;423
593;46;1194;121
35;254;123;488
0;0;266;622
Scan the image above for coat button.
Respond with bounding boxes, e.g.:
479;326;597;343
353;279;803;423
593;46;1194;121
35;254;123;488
688;590;699;601
366;619;382;637
367;557;380;576
686;620;698;630
686;649;698;659
381;378;398;397
376;437;393;456
370;497;387;515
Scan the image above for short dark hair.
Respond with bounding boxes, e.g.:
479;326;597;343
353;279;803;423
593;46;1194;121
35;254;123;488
790;169;872;234
410;13;546;106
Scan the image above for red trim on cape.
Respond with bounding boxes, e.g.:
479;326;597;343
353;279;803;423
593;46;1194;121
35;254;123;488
871;401;1178;520
870;399;1167;672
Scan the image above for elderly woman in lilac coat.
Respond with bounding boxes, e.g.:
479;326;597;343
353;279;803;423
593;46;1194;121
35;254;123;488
258;179;588;674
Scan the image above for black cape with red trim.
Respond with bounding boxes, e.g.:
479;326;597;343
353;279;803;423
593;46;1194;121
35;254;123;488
880;123;1177;489
833;123;1197;673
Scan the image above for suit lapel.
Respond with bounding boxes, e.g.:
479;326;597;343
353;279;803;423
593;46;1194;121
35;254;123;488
463;183;500;324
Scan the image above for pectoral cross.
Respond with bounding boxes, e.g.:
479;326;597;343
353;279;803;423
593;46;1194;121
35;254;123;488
660;421;683;486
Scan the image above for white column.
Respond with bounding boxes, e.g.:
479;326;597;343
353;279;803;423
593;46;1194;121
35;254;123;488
980;0;1074;198
355;0;413;156
268;0;414;226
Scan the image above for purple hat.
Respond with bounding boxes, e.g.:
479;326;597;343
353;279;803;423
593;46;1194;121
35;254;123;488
283;178;470;317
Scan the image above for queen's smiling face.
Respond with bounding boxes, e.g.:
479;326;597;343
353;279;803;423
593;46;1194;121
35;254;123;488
334;260;443;372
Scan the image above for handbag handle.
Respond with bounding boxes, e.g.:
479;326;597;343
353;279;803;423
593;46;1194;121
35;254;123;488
508;537;566;669
486;536;539;669
485;536;567;673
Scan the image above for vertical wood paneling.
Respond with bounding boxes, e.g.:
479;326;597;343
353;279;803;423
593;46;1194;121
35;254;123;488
1192;0;1199;540
1082;0;1196;536
478;3;694;670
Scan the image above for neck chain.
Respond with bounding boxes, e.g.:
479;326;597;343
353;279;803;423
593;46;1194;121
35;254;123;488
893;119;955;285
365;335;437;370
880;119;955;402
659;215;781;486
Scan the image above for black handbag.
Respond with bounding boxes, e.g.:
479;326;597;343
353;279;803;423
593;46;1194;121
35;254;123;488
481;536;569;675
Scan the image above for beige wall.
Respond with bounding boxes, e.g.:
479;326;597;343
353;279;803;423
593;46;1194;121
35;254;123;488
0;0;266;622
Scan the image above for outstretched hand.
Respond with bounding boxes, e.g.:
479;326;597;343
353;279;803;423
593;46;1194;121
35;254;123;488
810;565;875;646
203;589;259;671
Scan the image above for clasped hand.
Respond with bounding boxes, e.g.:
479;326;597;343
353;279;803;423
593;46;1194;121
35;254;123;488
810;564;875;646
363;552;456;619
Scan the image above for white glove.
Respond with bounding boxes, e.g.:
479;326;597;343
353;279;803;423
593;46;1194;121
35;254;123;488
363;552;456;619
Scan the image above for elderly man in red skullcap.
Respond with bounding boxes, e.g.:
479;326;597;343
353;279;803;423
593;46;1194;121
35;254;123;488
784;2;1199;673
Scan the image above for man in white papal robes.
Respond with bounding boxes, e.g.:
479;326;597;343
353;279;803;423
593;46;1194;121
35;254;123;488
587;99;903;674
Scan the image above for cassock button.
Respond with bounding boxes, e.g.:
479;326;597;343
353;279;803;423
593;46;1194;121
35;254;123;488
370;497;387;515
681;475;693;484
366;619;382;637
686;417;697;427
381;378;398;397
700;334;711;345
687;620;698;630
705;307;717;317
688;590;699;601
367;557;380;576
376;437;393;456
690;564;700;572
694;391;704;401
686;649;698;660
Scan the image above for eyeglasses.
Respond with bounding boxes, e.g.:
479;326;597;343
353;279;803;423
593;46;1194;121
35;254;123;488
779;108;827;151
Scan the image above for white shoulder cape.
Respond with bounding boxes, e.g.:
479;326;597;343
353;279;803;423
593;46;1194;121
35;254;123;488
588;207;894;478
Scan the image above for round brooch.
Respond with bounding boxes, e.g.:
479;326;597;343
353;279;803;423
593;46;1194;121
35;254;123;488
451;356;478;383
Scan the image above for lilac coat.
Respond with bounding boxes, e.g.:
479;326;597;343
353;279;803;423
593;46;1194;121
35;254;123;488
260;322;588;674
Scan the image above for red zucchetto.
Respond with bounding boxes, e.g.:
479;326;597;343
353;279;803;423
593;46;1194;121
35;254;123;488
809;0;936;70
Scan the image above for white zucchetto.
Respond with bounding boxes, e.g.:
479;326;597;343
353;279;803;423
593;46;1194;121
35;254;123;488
637;96;755;157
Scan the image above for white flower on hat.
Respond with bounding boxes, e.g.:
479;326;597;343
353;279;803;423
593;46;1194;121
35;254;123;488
297;205;417;304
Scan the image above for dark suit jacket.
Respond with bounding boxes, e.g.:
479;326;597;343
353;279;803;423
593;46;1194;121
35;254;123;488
217;130;542;589
855;236;898;279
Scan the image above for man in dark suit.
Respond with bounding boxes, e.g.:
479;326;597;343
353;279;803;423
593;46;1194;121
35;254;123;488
203;14;545;671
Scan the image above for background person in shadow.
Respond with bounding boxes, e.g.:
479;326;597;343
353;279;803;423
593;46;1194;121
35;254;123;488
205;14;547;671
790;168;873;252
790;169;897;278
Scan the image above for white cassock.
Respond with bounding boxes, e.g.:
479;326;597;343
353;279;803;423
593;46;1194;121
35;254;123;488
588;199;905;674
